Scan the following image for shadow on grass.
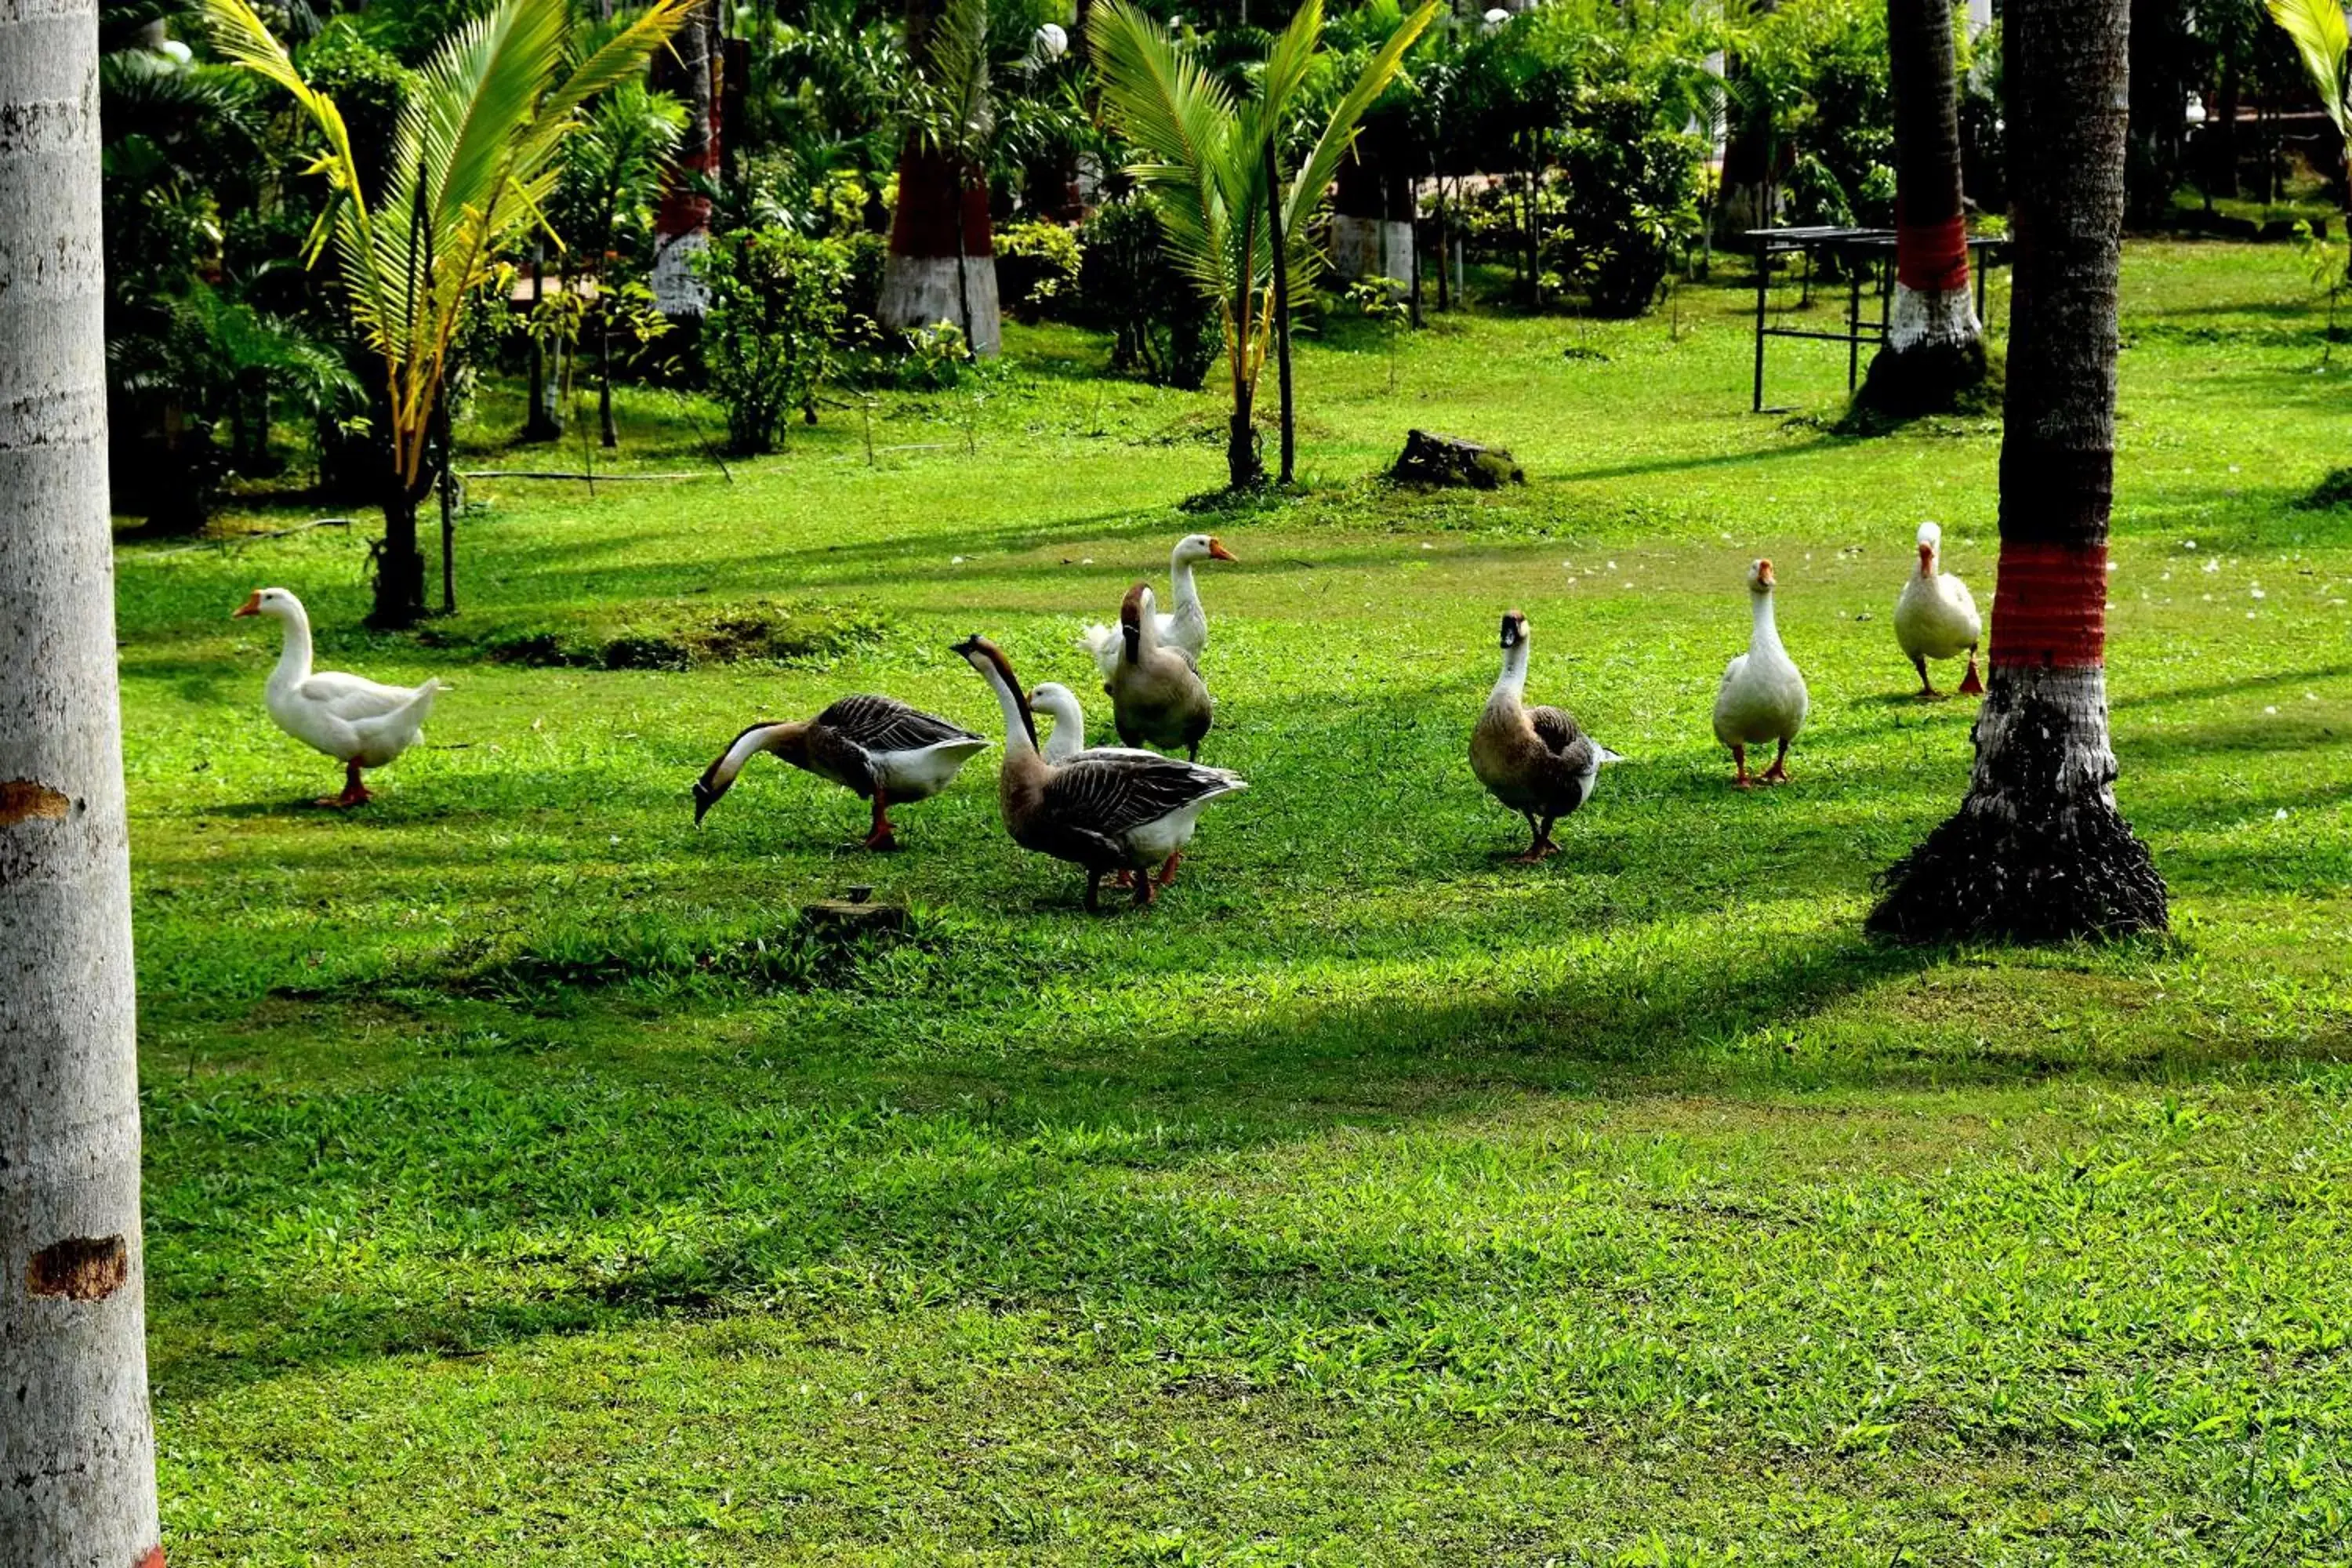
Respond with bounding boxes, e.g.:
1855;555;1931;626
144;919;1938;1397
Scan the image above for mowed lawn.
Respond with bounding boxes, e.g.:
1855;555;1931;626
128;241;2352;1564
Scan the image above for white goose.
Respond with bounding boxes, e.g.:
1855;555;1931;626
1893;521;1984;699
1711;558;1809;789
234;587;443;807
1082;532;1236;677
1029;681;1105;764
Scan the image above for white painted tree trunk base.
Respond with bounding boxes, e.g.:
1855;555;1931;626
650;231;710;319
2;0;164;1561
1889;280;1982;354
1330;216;1414;291
878;254;1002;358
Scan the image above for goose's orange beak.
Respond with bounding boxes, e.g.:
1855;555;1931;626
230;591;262;618
1207;537;1238;562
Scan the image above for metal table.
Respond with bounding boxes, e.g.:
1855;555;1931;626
1746;227;2006;412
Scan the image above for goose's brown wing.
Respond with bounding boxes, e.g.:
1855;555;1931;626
1526;706;1585;757
816;694;979;753
1044;752;1240;839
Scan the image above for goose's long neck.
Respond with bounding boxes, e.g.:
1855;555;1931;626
1490;641;1529;707
1749;590;1785;659
270;606;314;687
1039;696;1083;762
980;666;1038;761
1168;551;1203;622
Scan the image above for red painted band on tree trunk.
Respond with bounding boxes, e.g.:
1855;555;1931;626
887;143;994;259
137;1548;166;1568
1990;541;2109;669
1896;215;1970;293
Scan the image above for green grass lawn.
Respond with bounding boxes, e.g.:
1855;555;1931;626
127;241;2352;1564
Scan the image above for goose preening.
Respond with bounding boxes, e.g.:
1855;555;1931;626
233;587;443;808
956;634;1247;909
1470;610;1622;861
1082;532;1236;676
1104;583;1214;760
1893;521;1984;699
692;695;989;849
1712;558;1809;789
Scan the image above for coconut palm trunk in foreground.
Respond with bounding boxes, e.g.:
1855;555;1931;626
1869;0;2165;942
1857;0;1987;415
1;1;165;1561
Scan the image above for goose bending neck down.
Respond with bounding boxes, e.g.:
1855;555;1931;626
692;696;988;849
956;635;1246;909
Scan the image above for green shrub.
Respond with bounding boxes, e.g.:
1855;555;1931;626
994;220;1083;321
1074;197;1219;390
1556;85;1701;318
691;230;850;454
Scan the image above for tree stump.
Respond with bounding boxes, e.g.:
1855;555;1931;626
1391;430;1524;489
801;885;906;938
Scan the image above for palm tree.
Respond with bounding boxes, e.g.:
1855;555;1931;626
1091;0;1438;491
555;77;688;445
2;0;163;1561
206;0;695;627
880;0;1001;356
1856;0;1987;416
1868;0;2166;942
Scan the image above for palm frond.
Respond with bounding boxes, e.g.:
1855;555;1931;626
208;0;688;493
1281;0;1438;278
1090;0;1236;298
2270;0;2352;141
919;0;994;161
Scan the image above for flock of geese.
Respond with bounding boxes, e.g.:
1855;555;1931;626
230;522;1986;909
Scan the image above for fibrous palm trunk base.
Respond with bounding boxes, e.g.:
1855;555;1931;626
1868;666;2167;942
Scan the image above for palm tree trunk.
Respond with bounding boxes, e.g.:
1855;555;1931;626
372;483;428;629
599;289;619;448
1869;0;2165;942
1227;370;1261;491
524;243;562;441
0;3;165;1560
1264;136;1294;487
1857;0;1987;416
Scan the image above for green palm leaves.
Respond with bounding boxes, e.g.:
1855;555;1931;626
1090;0;1436;477
205;0;694;500
2270;0;2351;146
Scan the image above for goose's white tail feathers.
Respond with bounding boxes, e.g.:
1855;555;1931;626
1595;745;1626;764
1080;622;1121;677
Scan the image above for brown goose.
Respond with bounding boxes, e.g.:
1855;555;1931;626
692;695;989;849
955;635;1247;909
1469;610;1621;862
1104;583;1214;760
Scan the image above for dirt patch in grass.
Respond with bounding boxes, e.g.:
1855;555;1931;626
423;597;891;672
